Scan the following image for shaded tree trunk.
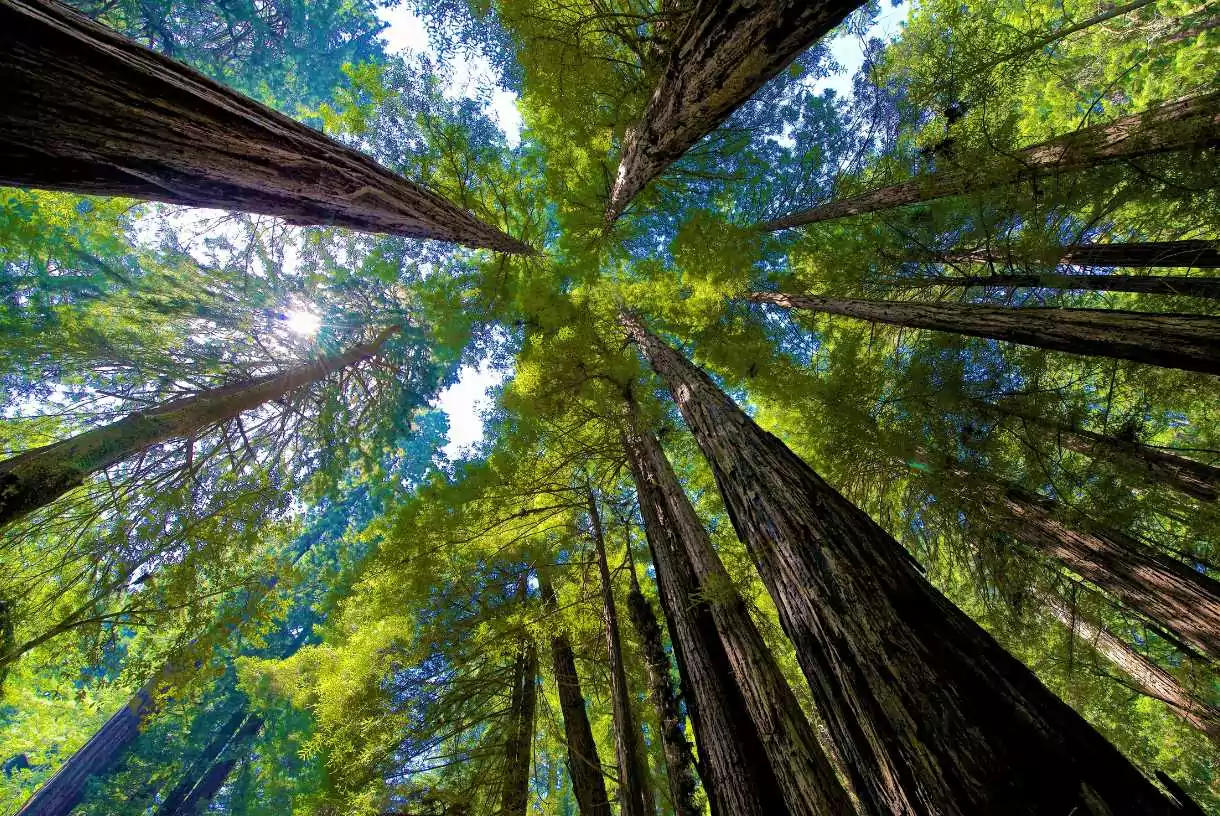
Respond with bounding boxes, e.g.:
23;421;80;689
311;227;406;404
606;0;863;222
745;291;1220;375
976;399;1220;501
0;0;531;254
984;0;1155;69
501;638;539;816
946;240;1220;271
896;271;1220;300
627;424;856;815
622;429;790;816
0;326;399;529
624;558;700;816
153;706;249;816
760;91;1220;230
588;489;654;816
163;714;262;816
539;575;612;816
1040;590;1220;746
621;310;1181;814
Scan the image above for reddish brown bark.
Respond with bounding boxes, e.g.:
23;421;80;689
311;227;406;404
606;0;863;222
945;240;1220;271
746;291;1220;375
760;92;1220;230
899;271;1220;299
622;310;1181;814
501;638;538;816
0;0;532;253
0;326;399;529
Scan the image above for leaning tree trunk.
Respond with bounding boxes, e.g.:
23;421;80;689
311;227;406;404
621;310;1184;814
539;575;612;816
623;430;790;816
895;271;1220;300
1040;590;1220;746
0;0;531;254
605;0;863;222
946;240;1220;271
760;91;1220;230
975;399;1220;501
501;639;539;816
624;557;700;816
153;706;249;816
628;423;856;815
745;291;1220;376
0;325;398;529
161;714;263;816
588;490;654;816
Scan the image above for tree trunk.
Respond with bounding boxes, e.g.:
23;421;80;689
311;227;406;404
153;706;249;816
946;240;1220;271
500;639;538;816
0;326;399;528
606;0;864;222
539;575;612;816
627;424;855;815
976;399;1220;501
745;291;1220;375
624;559;700;816
1040;590;1220;746
897;272;1220;300
588;489;654;816
984;0;1155;69
163;714;262;816
760;91;1220;230
0;0;531;254
622;429;790;816
621;310;1181;815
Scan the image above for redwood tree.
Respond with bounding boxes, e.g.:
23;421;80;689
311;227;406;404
945;239;1220;270
500;639;539;816
622;310;1185;814
0;0;532;253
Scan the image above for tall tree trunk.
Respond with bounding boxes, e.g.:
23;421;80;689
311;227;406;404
0;325;399;529
621;310;1181;815
588;489;654;816
0;0;531;254
622;430;790;816
623;557;700;816
153;705;249;816
745;291;1220;375
1040;590;1220;746
895;272;1220;300
975;399;1220;501
501;638;539;816
760;91;1220;230
945;240;1220;271
984;0;1155;69
162;714;263;816
606;0;864;222
539;575;612;816
627;423;855;815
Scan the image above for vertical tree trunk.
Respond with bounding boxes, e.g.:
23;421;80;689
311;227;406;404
1040;590;1220;746
163;714;262;816
624;558;700;816
0;326;399;529
744;291;1220;375
621;310;1180;815
588;489;654;816
759;91;1220;230
0;0;532;253
153;706;249;816
501;638;539;816
627;424;856;815
606;0;864;222
539;575;612;816
622;429;790;816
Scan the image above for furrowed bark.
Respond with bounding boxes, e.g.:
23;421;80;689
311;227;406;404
606;0;864;222
623;430;789;816
0;0;532;253
1040;590;1220;746
745;291;1220;375
760;91;1220;230
589;490;654;816
628;424;855;815
162;714;263;816
624;558;700;816
0;326;399;529
501;638;538;816
539;575;612;816
622;310;1181;815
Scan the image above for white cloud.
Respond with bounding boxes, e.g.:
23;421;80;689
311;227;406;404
433;359;511;460
377;4;430;54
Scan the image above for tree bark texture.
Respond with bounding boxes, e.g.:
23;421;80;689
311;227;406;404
948;240;1220;271
588;490;654;816
760;91;1220;230
163;714;263;816
0;0;532;254
539;576;612;816
500;640;538;816
746;291;1220;376
900;272;1220;300
1040;590;1220;746
606;0;864;222
621;310;1182;815
977;400;1220;502
0;326;399;529
622;431;790;816
627;424;855;815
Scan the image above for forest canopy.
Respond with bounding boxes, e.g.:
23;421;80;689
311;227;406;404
0;0;1218;814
